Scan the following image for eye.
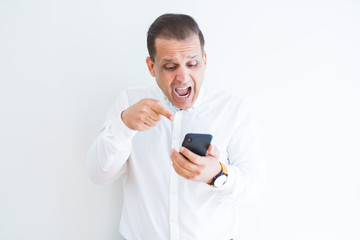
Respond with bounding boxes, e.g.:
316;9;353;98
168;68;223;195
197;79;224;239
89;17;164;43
187;61;198;68
164;64;177;71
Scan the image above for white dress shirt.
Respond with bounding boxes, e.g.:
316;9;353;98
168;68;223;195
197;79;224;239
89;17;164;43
87;85;265;240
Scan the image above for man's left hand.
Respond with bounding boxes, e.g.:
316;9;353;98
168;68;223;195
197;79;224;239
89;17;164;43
170;144;221;184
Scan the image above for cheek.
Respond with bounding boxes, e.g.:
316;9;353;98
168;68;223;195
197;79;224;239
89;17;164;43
156;72;174;87
191;70;204;83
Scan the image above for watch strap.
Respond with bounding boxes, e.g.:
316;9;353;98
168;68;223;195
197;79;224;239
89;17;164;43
209;162;228;187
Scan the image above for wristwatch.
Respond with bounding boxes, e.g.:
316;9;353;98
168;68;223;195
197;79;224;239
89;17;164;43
209;162;228;188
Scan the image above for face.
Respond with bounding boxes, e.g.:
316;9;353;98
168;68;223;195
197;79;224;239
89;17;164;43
146;34;207;110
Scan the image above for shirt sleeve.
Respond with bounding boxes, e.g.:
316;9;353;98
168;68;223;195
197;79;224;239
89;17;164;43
86;90;137;184
211;102;266;203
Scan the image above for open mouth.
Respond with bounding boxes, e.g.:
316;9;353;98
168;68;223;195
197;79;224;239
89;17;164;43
174;86;191;98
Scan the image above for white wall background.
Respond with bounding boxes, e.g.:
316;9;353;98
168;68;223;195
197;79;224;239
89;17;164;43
1;0;359;239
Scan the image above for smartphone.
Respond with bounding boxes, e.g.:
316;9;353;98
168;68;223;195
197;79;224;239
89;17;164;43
181;133;213;156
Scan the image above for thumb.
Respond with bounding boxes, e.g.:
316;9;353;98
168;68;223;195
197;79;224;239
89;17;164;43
207;144;219;158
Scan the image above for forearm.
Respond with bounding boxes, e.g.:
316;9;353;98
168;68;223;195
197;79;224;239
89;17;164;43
86;90;136;184
86;117;136;184
213;102;265;202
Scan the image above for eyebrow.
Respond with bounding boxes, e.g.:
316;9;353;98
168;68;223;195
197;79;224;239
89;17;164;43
163;58;176;63
188;55;198;59
162;55;198;63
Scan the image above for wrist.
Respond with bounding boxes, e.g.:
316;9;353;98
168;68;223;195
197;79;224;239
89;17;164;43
206;162;222;184
208;162;228;188
121;110;130;129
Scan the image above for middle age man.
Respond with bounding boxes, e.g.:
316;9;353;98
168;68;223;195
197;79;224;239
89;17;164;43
87;13;264;240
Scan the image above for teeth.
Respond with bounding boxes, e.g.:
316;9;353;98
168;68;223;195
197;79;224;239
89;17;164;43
177;92;190;98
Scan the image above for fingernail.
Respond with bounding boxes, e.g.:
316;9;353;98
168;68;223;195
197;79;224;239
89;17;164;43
170;148;175;155
179;147;184;152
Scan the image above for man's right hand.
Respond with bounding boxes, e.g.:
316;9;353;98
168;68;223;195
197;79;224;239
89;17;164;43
121;98;174;131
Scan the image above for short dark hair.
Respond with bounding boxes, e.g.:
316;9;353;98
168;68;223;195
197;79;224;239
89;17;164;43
147;13;205;62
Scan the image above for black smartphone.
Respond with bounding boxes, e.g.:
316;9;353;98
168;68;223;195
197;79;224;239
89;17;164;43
181;133;213;156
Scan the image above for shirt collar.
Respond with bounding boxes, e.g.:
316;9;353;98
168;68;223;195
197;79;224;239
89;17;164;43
155;86;205;112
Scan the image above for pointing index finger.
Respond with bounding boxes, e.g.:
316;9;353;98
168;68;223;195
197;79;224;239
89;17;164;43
152;101;174;121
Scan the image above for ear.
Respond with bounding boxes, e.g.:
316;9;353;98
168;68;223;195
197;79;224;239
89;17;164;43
146;57;156;77
203;51;207;67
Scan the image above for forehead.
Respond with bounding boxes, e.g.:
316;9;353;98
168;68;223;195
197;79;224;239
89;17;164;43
154;35;202;62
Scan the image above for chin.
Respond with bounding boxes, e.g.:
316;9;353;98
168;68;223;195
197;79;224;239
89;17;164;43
170;95;195;110
175;102;192;110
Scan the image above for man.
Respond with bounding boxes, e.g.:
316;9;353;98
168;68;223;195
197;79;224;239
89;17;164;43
87;13;264;240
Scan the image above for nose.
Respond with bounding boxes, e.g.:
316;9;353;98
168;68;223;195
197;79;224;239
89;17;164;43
175;66;188;83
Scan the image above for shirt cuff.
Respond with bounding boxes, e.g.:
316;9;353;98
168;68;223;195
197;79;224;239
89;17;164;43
105;113;137;142
210;164;245;196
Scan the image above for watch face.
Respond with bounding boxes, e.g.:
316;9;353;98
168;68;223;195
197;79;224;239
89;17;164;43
214;174;227;188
